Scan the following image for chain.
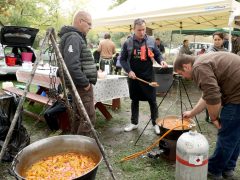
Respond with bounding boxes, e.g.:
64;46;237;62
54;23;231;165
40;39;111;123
26;34;63;136
48;45;58;100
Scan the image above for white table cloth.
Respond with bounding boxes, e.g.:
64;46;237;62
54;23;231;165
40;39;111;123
16;68;129;102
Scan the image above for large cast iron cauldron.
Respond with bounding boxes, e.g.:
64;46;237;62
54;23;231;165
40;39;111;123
12;135;103;180
153;65;173;93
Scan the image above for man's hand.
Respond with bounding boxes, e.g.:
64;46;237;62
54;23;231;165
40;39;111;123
212;119;221;129
128;71;136;79
183;111;193;118
160;61;168;68
84;84;91;91
206;102;221;129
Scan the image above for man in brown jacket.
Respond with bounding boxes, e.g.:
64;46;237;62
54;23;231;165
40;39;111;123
174;52;240;180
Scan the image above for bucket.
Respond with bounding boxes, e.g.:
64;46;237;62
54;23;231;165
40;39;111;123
6;56;17;66
21;52;33;62
11;135;103;180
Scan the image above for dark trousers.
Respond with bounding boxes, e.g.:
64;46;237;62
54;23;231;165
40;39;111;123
208;104;240;176
99;58;113;74
114;66;122;75
131;100;158;126
71;85;96;136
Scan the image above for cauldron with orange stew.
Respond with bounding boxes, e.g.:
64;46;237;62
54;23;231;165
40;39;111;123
156;115;192;140
11;135;102;180
155;115;194;161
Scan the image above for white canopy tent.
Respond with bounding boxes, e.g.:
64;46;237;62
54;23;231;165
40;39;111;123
92;0;240;32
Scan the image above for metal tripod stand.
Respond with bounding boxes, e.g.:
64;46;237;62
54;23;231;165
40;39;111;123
134;73;202;145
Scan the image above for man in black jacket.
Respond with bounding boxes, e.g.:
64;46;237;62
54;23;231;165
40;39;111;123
59;10;97;136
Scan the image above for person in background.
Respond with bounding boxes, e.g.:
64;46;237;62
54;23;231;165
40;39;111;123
223;33;229;50
174;52;240;180
179;39;193;55
207;32;227;53
93;50;100;70
120;18;168;135
232;35;240;55
113;53;122;75
59;10;97;136
205;32;228;122
155;37;165;54
97;33;116;74
197;47;206;55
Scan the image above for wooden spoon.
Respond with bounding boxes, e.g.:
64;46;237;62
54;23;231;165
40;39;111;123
149;81;159;87
136;77;159;87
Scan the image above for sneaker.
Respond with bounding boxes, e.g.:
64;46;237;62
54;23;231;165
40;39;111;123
124;123;138;132
208;171;223;180
205;117;213;123
154;125;160;135
223;170;234;179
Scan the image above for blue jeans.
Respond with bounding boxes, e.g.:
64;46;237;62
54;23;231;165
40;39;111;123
208;104;240;176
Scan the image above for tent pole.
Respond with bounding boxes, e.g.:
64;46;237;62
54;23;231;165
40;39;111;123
169;30;173;54
229;27;232;52
228;9;234;52
228;0;235;52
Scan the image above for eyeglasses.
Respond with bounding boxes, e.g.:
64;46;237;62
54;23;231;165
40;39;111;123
81;19;92;27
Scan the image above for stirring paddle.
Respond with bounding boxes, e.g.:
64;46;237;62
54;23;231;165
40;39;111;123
135;77;159;87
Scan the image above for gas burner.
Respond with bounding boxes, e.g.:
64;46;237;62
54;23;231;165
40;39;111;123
147;148;164;159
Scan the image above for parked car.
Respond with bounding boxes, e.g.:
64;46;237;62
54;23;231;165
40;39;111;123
169;42;212;56
0;26;39;75
189;42;212;54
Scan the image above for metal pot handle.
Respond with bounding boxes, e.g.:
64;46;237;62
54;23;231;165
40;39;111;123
9;149;24;180
8;168;19;180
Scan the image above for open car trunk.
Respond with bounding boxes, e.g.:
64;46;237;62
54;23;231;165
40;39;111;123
0;26;39;67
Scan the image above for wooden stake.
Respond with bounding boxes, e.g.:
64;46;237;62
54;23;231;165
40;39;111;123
0;31;51;162
49;28;116;180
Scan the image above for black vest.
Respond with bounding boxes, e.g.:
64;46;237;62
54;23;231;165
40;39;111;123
60;31;97;85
